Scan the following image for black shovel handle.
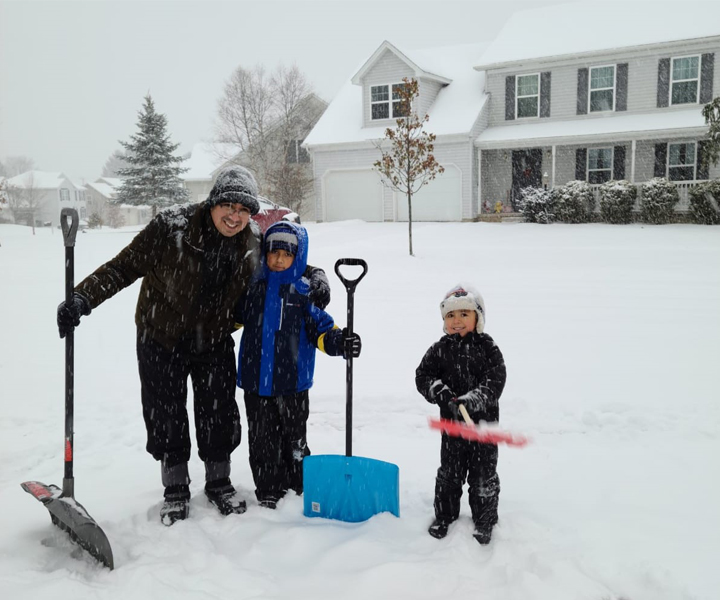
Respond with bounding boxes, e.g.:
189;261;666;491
334;259;368;457
60;208;78;497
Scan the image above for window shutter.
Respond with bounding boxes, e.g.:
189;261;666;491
697;140;710;180
613;146;626;180
577;68;588;115
657;58;670;108
700;53;715;104
540;72;551;118
654;143;667;177
616;63;628;111
575;148;587;180
505;76;516;120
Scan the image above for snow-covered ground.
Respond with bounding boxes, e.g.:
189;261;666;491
1;220;718;600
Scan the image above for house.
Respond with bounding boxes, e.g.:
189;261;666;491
181;142;236;204
4;171;85;227
305;2;720;222
85;176;152;227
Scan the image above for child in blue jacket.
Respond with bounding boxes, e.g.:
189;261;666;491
234;221;361;508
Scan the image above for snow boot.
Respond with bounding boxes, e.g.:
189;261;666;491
205;478;247;516
161;484;190;526
473;526;493;545
428;518;453;539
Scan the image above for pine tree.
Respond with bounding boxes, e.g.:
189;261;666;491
701;96;720;170
116;94;189;216
373;78;444;256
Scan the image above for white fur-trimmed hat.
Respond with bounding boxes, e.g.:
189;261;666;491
440;283;485;334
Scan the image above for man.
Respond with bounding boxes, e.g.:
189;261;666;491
56;166;330;525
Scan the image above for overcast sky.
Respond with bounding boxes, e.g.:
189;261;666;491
0;0;582;182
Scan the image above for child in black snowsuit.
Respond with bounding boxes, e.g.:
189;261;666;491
416;283;506;544
234;222;361;509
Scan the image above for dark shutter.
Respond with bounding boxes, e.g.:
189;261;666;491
613;146;626;180
654;143;667;177
700;53;715;104
505;75;516;120
616;63;628;111
657;58;670;108
540;72;551;118
577;68;588;115
697;140;709;180
575;148;587;180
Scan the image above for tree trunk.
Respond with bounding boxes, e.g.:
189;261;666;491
407;189;413;256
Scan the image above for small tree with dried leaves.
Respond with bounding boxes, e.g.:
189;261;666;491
373;78;444;256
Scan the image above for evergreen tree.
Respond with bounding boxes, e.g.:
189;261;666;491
701;96;720;170
373;78;444;256
116;94;189;216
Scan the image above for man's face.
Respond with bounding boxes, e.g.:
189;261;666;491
210;202;251;237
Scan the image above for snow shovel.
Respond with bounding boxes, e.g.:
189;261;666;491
429;404;530;447
303;259;400;523
21;208;114;570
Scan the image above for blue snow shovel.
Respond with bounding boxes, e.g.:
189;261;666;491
303;259;400;523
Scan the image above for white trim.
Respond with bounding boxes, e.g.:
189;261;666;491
515;72;540;119
669;54;701;106
369;81;411;121
630;139;636;183
352;40;452;86
588;64;616;113
667;140;698;180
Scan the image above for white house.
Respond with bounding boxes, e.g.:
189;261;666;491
85;176;152;227
5;171;85;227
305;2;720;222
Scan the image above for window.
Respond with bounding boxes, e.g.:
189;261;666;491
286;139;310;164
589;65;615;112
516;74;539;118
671;56;699;105
59;188;70;202
587;148;613;184
371;83;410;120
668;142;696;180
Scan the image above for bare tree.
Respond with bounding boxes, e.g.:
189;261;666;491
6;173;47;235
373;78;444;256
102;149;131;177
3;156;36;177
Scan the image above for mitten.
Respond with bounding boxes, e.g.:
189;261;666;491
341;329;362;358
57;292;91;338
456;389;486;417
307;268;331;309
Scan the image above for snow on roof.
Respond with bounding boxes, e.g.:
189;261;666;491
182;142;238;180
475;108;707;148
475;1;720;69
98;177;122;188
85;181;117;198
6;171;67;189
305;43;489;147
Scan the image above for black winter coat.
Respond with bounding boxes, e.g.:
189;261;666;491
416;332;506;423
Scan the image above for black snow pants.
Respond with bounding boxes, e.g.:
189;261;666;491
244;390;311;502
434;433;500;530
137;333;242;468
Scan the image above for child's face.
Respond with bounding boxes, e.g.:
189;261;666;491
444;309;477;337
266;249;295;272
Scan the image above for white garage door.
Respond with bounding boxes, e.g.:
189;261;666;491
395;165;462;221
324;169;384;222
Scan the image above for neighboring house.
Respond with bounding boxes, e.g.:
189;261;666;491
181;142;236;204
5;171;85;227
304;42;488;222
85;176;151;226
305;3;720;222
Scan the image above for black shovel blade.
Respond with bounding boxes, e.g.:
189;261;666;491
21;480;114;569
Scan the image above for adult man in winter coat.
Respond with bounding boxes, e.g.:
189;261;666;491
56;166;330;525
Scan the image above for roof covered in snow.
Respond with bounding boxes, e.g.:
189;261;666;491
475;1;720;70
6;171;68;189
85;181;117;198
305;42;489;147
475;107;707;148
182;143;238;180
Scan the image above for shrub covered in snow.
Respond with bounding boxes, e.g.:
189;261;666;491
639;178;679;224
553;180;593;223
519;187;554;223
599;180;637;224
688;180;720;225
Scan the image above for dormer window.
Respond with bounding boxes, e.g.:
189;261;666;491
371;83;410;120
670;56;700;105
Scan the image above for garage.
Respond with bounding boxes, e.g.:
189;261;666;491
323;169;384;222
395;164;462;221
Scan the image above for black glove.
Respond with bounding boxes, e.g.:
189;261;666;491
57;292;91;339
307;268;331;309
342;328;361;359
456;390;486;417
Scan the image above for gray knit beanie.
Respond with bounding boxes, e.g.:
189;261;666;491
206;166;260;216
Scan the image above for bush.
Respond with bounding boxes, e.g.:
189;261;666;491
639;178;679;224
688;180;720;225
599;180;637;224
87;212;104;229
553;180;592;223
519;187;554;223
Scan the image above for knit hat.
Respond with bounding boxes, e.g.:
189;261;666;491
264;222;298;256
440;283;485;334
206;166;260;216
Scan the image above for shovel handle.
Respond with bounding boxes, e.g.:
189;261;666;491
458;404;474;426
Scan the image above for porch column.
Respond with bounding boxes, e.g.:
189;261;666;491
478;148;483;214
551;145;556;188
630;139;636;183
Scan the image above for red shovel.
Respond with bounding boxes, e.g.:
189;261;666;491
429;404;530;447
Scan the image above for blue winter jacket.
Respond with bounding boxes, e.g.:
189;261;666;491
234;222;344;396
